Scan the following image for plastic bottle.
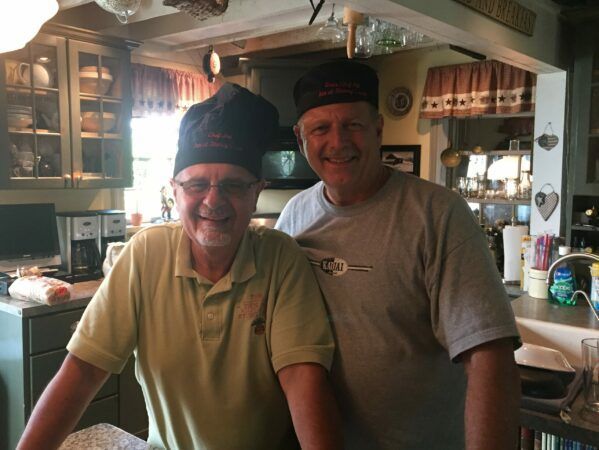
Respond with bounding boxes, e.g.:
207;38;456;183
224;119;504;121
548;245;576;306
591;262;599;310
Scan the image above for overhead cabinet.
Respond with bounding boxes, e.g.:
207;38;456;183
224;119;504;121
0;25;137;189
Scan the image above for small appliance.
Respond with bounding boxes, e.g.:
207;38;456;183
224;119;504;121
56;211;102;281
95;209;126;261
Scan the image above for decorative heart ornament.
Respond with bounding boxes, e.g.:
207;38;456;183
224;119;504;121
535;184;559;221
535;122;559;151
536;133;559;151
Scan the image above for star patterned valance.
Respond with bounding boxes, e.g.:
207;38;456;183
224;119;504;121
419;60;536;119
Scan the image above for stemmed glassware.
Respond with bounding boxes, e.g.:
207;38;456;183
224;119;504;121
316;3;346;43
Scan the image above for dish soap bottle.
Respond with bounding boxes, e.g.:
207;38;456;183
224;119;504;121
591;262;599;310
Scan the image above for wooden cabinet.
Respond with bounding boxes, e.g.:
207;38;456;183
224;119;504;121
566;23;599;251
0;302;147;450
0;24;136;189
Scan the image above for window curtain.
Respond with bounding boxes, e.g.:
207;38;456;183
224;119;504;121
419;60;536;119
131;63;222;117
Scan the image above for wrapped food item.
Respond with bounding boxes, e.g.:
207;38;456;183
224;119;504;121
8;276;72;305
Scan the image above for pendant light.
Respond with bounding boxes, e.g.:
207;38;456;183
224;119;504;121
0;1;59;54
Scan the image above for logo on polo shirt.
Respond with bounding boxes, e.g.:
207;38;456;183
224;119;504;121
237;293;267;335
310;257;373;277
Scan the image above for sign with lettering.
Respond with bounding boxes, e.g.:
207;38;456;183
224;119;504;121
453;0;536;36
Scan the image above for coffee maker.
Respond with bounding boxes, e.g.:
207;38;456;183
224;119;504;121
95;209;126;261
56;211;102;281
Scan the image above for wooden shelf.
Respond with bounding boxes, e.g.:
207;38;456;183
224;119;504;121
464;197;531;205
81;132;122;139
80;93;122;103
572;224;599;232
5;85;59;95
460;150;532;156
8;127;60;136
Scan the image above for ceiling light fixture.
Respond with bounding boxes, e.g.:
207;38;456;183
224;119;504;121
0;1;59;54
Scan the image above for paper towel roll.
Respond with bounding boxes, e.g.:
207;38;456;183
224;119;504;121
503;225;529;282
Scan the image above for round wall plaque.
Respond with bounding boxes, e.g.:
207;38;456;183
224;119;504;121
386;87;412;117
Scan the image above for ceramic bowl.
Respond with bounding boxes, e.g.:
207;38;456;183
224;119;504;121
7;114;33;128
80;65;111;76
81;111;117;133
515;342;575;373
79;72;114;96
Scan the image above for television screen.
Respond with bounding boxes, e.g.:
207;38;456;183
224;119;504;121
0;203;61;273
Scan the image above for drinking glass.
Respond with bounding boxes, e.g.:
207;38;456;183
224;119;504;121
457;176;467;197
582;338;599;413
476;174;486;199
505;178;519;200
467;177;478;198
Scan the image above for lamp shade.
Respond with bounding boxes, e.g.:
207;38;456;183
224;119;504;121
0;1;59;54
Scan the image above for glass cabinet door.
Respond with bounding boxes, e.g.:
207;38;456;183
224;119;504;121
0;34;70;187
68;40;132;188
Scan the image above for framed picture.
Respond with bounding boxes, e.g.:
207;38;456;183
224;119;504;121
381;145;421;176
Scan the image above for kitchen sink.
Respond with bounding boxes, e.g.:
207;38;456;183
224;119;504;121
516;317;599;369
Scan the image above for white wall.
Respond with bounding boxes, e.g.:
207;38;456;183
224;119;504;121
529;71;567;236
374;46;474;180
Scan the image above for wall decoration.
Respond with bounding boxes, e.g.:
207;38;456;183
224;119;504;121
381;145;420;176
534;183;559;221
386;87;413;118
535;122;559;151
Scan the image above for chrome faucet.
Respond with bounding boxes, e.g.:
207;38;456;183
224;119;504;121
545;252;599;321
546;252;599;286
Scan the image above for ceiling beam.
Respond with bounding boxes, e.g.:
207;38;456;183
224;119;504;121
100;0;314;43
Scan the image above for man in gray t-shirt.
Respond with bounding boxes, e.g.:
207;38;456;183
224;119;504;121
276;61;521;450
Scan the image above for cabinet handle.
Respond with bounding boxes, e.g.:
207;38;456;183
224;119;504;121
70;320;80;335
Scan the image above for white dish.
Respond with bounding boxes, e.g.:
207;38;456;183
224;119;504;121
7;115;33;128
515;342;575;373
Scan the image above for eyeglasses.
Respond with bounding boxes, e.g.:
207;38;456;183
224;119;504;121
174;179;259;197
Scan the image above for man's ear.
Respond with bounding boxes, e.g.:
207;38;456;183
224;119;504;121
293;124;306;157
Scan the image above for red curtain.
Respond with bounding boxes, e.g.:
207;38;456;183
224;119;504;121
131;63;222;117
419;60;536;119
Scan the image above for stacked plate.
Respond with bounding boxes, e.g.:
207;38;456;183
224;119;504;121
79;66;113;96
7;105;33;128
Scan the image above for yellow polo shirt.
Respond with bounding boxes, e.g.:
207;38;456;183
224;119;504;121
67;223;335;450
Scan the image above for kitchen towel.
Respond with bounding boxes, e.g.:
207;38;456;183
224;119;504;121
503;225;529;282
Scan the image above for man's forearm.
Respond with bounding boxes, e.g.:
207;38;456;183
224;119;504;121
462;338;521;450
17;353;110;450
278;362;344;450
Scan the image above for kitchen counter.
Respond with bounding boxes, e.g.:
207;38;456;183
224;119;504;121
512;294;599;331
0;279;102;318
513;293;599;445
59;423;156;449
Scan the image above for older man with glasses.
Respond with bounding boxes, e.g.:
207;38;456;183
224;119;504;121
17;84;342;450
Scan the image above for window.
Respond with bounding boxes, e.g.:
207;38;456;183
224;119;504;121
125;115;182;223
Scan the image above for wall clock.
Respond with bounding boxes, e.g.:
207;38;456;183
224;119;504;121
386;87;412;117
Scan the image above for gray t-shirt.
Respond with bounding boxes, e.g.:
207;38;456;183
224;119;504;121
276;170;519;450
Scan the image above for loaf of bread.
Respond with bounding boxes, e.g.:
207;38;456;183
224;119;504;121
8;276;72;305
